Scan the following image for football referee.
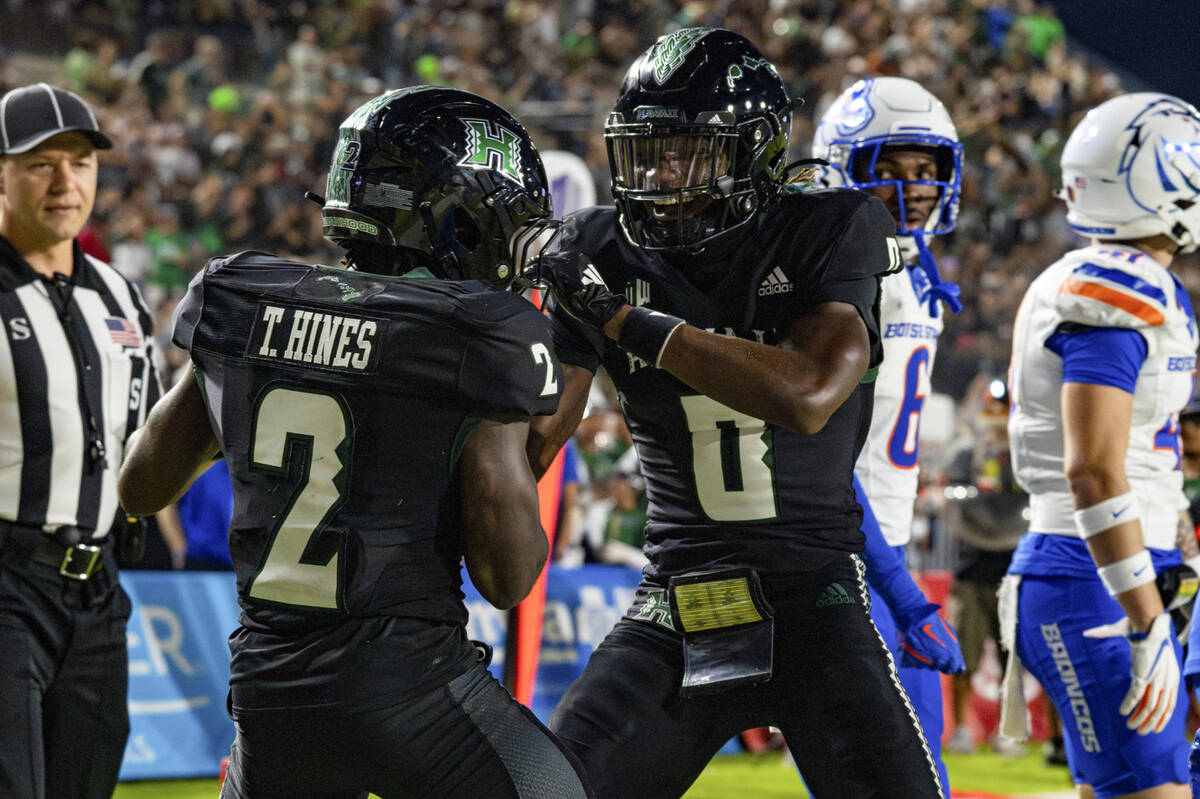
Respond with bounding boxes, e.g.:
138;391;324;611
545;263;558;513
0;84;161;799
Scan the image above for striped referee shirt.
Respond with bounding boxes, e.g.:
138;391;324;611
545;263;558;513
0;235;161;538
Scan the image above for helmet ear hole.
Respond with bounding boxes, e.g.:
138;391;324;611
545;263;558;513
452;207;482;252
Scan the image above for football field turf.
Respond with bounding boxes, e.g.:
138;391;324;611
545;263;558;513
112;747;1076;798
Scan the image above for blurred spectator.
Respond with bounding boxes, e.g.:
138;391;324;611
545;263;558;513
8;0;1190;510
941;376;1026;756
597;469;648;569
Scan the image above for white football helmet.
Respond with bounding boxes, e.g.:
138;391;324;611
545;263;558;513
1060;92;1200;253
812;77;962;235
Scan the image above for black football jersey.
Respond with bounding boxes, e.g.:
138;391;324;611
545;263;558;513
174;252;562;630
548;187;897;582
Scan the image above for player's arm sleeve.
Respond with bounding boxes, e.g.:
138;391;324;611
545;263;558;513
1054;261;1169;358
1046;326;1147;392
172;263;210;353
807;197;896;367
857;476;935;627
458;306;564;417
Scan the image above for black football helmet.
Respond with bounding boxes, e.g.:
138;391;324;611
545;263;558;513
322;86;554;288
605;28;792;252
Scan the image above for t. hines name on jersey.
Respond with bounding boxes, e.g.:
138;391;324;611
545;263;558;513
247;301;382;374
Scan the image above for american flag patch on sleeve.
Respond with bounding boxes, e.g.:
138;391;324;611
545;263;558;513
105;316;141;347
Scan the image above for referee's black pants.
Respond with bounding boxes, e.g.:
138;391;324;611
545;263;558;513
0;538;130;799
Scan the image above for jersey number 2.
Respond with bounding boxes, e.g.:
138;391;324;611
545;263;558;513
247;386;350;609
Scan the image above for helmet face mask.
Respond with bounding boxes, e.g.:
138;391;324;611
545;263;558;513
1059;92;1200;253
605;28;792;253
813;78;962;236
322;86;553;288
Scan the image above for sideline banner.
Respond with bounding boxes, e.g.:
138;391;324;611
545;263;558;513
118;564;644;779
468;563;642;722
119;571;240;780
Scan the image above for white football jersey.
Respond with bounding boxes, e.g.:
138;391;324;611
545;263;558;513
855;262;944;546
1009;244;1196;550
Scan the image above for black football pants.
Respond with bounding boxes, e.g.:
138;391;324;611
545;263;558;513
549;552;945;799
221;655;592;799
0;553;130;799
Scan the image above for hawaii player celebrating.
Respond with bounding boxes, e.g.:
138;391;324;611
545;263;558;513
529;28;946;799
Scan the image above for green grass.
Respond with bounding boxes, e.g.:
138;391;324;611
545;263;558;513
113;747;1074;798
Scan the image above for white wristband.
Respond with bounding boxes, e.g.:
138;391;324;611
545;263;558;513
1096;550;1155;596
1073;492;1140;539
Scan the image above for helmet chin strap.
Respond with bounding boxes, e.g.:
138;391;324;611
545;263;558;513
910;229;962;316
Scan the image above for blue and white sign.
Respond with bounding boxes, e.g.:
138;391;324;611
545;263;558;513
117;565;644;779
120;571;240;780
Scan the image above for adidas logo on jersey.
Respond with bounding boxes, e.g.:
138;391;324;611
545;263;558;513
758;267;794;296
815;583;855;608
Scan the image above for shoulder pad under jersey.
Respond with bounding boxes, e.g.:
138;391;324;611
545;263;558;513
1054;255;1171;330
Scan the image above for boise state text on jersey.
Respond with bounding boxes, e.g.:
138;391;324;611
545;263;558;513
856;264;945;546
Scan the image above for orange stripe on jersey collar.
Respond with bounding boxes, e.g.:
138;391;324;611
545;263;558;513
1059;278;1165;326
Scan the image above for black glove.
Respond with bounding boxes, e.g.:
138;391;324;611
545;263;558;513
538;252;626;331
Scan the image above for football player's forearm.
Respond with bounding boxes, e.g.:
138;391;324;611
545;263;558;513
118;371;219;515
526;365;591;479
654;319;868;435
464;499;548;609
463;419;549;608
1085;521;1164;631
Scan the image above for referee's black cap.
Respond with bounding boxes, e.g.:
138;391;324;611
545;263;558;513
0;83;112;155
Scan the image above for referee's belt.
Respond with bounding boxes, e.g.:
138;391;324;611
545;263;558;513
0;520;108;580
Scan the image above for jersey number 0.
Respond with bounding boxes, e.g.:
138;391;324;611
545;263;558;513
681;395;778;521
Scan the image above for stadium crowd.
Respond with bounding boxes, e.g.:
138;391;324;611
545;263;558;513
6;0;1197;400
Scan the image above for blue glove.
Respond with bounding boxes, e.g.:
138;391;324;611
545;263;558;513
898;604;966;674
856;475;965;674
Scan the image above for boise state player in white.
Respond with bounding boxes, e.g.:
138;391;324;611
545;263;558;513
812;76;966;787
1006;93;1200;799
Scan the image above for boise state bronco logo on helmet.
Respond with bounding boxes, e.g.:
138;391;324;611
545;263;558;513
832;79;877;137
1061;92;1200;251
1117;98;1200;214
